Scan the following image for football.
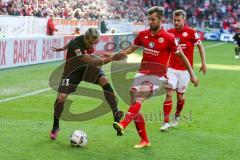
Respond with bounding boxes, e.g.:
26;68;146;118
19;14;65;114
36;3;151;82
70;130;88;147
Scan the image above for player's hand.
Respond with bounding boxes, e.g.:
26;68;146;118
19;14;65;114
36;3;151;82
191;76;199;87
51;47;60;52
112;53;127;61
199;64;207;75
100;53;111;58
119;50;129;55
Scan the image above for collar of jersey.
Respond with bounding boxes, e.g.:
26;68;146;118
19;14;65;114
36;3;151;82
148;27;164;37
175;25;188;33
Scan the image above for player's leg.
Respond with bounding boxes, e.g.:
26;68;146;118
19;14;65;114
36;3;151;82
234;44;239;59
113;74;153;136
160;68;177;131
133;113;150;148
113;83;150;136
50;73;80;140
160;88;174;131
171;92;185;128
97;74;123;123
50;92;68;140
171;70;190;128
176;92;185;117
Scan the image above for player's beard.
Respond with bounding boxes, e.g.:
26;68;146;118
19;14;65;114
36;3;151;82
150;25;159;31
175;24;184;30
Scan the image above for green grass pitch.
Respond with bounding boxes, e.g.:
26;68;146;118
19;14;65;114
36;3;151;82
0;41;240;160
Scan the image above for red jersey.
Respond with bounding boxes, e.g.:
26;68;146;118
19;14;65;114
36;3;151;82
133;29;179;76
168;25;201;70
47;18;57;36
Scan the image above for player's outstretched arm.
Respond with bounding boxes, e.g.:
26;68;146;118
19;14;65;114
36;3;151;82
79;54;127;67
177;50;199;87
51;43;69;52
120;45;139;55
197;42;207;74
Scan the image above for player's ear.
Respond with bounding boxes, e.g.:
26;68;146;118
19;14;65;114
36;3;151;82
158;16;164;22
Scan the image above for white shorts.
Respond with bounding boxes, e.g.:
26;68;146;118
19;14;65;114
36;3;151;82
165;68;190;93
131;73;167;98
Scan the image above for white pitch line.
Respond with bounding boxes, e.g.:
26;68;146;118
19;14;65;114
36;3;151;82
194;64;240;71
0;42;231;104
0;88;51;103
203;42;227;49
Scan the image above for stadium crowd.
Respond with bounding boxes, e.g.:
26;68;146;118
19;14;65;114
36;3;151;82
0;0;240;29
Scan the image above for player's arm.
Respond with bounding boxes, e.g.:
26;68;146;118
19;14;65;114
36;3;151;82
176;50;199;87
196;42;207;74
51;43;69;52
119;44;139;55
78;54;126;67
119;32;141;55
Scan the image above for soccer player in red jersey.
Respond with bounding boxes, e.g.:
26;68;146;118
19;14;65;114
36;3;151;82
160;10;207;131
112;6;199;148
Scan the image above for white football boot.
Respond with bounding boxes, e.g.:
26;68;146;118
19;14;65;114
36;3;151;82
171;116;180;128
160;122;171;131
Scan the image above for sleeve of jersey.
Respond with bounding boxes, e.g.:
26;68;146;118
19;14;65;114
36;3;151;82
169;36;181;54
132;33;142;47
191;31;201;45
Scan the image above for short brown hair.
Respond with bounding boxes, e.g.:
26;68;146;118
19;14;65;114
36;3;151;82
173;10;186;19
147;6;165;19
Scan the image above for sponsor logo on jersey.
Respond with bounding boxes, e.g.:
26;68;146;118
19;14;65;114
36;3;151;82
183;32;188;37
174;39;179;46
158;37;164;43
143;47;160;56
176;37;180;43
149;42;155;48
194;32;200;39
74;49;82;56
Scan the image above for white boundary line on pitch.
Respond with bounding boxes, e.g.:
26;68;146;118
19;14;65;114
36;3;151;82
0;88;51;103
0;42;229;104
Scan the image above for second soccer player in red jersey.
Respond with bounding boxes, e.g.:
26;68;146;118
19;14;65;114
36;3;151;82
160;10;207;131
113;6;199;148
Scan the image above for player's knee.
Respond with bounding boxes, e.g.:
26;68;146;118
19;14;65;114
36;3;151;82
138;84;151;93
177;93;184;101
98;76;109;86
130;88;137;104
57;93;67;103
165;89;173;100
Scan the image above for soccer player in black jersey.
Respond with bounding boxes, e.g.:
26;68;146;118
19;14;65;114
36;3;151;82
233;27;240;59
50;28;125;140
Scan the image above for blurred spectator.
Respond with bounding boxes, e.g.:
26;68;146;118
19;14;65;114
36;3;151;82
72;27;80;35
47;14;58;36
100;18;108;34
0;0;240;32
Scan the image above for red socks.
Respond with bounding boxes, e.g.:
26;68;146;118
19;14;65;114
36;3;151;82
175;99;185;117
163;100;172;123
120;102;141;128
134;114;149;142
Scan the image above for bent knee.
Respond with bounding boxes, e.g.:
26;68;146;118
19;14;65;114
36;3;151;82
57;93;67;103
98;76;109;86
177;92;184;101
